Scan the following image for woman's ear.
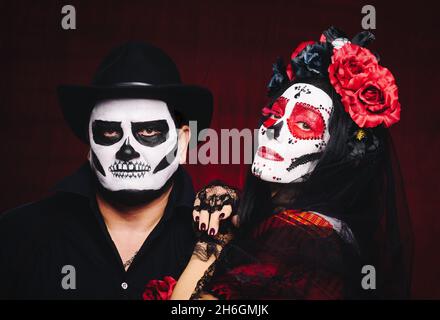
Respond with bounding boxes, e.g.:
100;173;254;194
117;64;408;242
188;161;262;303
177;125;191;164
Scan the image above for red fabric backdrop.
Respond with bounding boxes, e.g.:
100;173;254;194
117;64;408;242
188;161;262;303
0;0;439;298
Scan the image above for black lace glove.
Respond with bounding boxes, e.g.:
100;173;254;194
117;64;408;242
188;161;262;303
192;180;240;261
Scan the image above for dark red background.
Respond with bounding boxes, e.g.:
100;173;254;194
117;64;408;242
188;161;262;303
0;0;439;298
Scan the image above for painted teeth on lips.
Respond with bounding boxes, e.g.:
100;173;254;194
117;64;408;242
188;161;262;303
109;161;151;173
112;171;147;179
257;146;284;161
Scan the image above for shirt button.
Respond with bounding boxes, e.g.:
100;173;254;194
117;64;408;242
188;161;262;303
121;282;128;290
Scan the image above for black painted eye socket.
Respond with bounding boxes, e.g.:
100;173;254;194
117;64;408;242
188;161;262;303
137;128;161;138
132;120;169;147
92;120;123;146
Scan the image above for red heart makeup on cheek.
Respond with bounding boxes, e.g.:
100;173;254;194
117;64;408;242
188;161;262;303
287;102;325;139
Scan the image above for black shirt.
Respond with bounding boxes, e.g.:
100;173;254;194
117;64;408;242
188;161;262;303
0;164;196;299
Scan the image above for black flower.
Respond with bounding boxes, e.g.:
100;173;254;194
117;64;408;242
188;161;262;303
267;57;289;97
291;42;333;79
347;128;379;160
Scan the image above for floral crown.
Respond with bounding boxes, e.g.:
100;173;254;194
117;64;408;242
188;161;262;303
267;26;401;129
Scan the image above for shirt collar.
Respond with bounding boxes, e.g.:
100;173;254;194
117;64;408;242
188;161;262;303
53;162;195;209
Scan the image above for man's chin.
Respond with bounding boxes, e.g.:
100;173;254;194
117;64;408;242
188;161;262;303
94;175;175;208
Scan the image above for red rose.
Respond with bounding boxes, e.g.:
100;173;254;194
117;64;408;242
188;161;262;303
328;43;401;128
328;43;378;91
142;276;176;300
340;66;401;128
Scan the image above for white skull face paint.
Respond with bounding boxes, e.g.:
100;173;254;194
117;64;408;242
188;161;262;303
252;83;333;183
89;99;180;191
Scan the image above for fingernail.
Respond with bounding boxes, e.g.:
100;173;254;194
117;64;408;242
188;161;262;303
195;216;199;222
200;223;206;231
209;228;215;236
219;213;225;219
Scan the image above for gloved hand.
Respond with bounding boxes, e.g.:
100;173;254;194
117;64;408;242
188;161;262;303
192;181;240;261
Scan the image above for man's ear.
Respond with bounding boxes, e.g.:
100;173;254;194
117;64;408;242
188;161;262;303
177;125;191;164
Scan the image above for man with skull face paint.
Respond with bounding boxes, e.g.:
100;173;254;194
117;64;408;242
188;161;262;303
90;99;183;204
0;43;215;299
170;27;412;300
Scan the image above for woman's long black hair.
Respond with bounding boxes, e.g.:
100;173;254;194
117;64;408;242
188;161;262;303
237;77;413;298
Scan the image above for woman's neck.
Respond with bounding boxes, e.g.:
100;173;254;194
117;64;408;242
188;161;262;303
270;182;301;210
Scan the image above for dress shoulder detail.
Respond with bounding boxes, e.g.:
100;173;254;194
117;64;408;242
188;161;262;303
274;210;358;246
275;210;335;237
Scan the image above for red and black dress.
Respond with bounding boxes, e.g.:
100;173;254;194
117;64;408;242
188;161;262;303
203;210;361;300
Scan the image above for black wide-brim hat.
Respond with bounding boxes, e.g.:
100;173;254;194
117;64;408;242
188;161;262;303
58;42;213;143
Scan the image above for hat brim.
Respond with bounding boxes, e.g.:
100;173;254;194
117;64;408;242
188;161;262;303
57;84;213;143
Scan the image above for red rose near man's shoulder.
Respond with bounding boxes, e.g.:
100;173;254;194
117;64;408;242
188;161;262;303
142;276;177;300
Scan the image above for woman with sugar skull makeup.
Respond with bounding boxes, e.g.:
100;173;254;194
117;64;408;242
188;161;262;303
165;27;412;300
